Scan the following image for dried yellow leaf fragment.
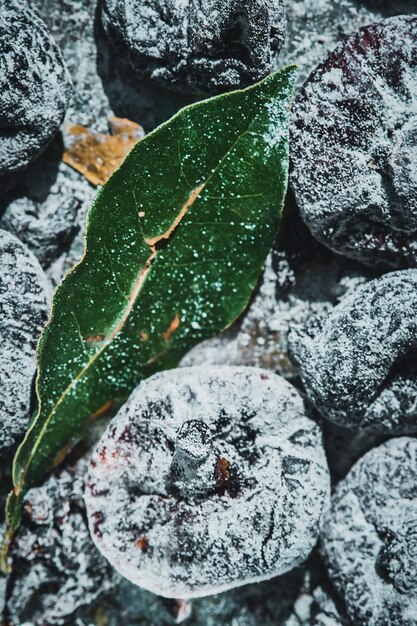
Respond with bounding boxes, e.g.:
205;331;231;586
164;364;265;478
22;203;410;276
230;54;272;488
63;117;145;186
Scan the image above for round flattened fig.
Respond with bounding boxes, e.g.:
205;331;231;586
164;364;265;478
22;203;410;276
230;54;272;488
100;0;286;94
0;0;72;175
320;437;417;626
85;366;330;599
291;15;417;269
289;270;417;432
0;229;49;451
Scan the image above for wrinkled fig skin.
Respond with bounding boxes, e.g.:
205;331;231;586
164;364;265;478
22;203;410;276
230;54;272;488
291;15;417;269
321;437;417;626
0;229;49;452
0;0;71;175
6;460;118;626
101;0;286;94
290;270;417;432
85;366;330;599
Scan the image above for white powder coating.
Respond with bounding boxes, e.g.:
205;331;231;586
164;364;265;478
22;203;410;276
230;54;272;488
100;0;286;94
280;0;416;87
0;143;94;270
280;0;374;86
85;366;330;599
0;0;72;174
30;0;113;133
291;15;417;269
321;437;417;626
290;270;417;432
45;196;91;287
7;459;118;626
31;0;193;135
0;229;50;452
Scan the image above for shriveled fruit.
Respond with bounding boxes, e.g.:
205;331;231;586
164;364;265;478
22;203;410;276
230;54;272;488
101;0;286;94
291;16;417;268
85;366;330;598
290;270;417;432
0;230;49;452
6;460;118;626
321;437;417;626
0;0;71;174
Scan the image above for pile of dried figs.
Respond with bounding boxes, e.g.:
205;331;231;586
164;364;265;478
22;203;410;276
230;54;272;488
1;1;417;625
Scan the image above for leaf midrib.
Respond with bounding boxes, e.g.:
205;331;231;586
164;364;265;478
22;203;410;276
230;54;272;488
15;113;263;490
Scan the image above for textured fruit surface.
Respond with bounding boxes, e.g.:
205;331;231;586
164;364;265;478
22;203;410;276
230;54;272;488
85;366;329;598
101;0;286;94
321;437;417;626
292;15;417;268
290;270;417;432
0;230;49;452
0;0;71;174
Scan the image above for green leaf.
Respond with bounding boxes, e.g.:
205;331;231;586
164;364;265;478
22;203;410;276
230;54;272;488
2;66;296;566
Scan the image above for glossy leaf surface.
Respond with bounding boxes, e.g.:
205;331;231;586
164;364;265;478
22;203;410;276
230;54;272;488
3;66;296;564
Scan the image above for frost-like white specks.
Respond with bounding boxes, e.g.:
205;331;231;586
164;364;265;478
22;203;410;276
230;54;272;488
0;0;72;174
7;459;118;626
321;437;417;626
100;0;286;94
291;16;417;268
289;270;417;432
85;365;330;599
0;230;50;452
